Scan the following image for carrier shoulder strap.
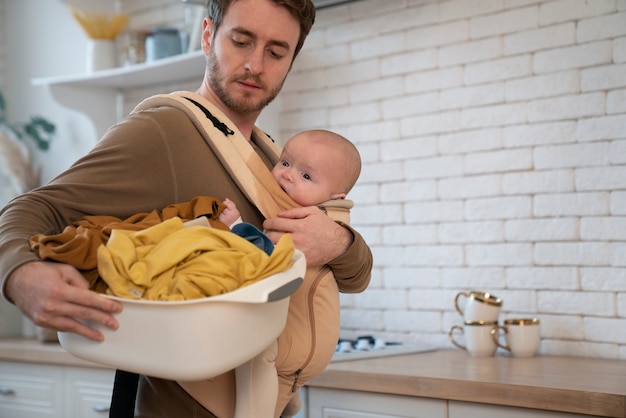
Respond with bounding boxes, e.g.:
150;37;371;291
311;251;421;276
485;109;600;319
132;91;299;218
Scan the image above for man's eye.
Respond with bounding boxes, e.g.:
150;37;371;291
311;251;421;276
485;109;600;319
232;38;248;47
268;49;285;60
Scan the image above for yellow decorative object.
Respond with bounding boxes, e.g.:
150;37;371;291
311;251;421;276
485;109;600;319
70;7;129;40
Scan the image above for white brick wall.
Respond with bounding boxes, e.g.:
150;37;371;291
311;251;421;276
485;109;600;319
112;0;626;359
279;0;626;359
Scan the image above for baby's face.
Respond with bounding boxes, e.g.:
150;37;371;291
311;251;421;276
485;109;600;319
272;134;346;206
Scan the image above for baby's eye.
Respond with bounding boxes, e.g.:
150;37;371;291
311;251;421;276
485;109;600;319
281;160;290;167
302;173;311;181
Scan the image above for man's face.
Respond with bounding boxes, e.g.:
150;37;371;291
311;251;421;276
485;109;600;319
205;0;300;115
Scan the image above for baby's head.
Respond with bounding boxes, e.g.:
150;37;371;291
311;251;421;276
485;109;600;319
272;130;361;207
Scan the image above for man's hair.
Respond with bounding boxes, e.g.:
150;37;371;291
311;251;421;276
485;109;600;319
206;0;316;59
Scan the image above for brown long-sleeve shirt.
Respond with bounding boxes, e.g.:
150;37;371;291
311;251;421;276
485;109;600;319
0;92;373;417
0;100;372;297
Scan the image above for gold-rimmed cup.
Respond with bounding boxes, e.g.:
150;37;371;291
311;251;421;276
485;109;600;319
491;318;540;357
448;320;499;357
454;290;502;322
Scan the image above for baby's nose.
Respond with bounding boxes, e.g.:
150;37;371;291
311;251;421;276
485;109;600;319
283;170;294;181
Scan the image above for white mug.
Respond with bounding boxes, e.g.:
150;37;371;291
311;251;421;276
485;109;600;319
448;320;499;357
491;318;540;358
454;290;502;322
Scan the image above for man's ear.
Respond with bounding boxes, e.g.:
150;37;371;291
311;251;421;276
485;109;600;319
201;18;214;53
331;192;346;200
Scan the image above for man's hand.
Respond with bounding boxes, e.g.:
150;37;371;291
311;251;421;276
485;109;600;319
263;207;352;266
5;261;122;342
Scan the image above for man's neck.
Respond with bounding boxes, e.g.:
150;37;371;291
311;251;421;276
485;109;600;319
224;113;256;142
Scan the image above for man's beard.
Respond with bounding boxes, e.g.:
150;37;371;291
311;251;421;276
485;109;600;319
207;47;284;113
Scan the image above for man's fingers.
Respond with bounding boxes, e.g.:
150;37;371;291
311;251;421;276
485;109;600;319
263;229;286;244
62;287;121;328
51;315;108;342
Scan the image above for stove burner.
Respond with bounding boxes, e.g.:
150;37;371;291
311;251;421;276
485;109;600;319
336;335;400;353
332;335;437;362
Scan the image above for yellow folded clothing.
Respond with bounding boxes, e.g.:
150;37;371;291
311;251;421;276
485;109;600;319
97;217;294;301
29;195;229;292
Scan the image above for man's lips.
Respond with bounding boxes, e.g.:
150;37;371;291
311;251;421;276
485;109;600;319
237;77;262;90
239;81;259;90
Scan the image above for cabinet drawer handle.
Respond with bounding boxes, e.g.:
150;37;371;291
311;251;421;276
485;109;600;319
92;405;110;413
0;387;15;395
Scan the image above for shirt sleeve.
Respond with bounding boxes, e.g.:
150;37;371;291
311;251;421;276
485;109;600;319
328;222;372;294
0;110;182;300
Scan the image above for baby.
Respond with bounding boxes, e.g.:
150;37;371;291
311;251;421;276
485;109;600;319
220;129;362;418
219;128;360;224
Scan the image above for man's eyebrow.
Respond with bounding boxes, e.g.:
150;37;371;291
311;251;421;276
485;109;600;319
231;27;291;51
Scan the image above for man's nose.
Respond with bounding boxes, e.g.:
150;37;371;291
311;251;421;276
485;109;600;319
244;47;264;75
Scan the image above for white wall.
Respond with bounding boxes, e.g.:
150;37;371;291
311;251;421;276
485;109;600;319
0;1;6;93
2;0;626;359
3;0;98;184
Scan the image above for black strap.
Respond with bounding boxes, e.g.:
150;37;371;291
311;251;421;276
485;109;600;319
183;95;277;143
109;370;139;418
184;97;235;136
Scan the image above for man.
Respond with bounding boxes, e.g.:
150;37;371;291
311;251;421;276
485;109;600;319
0;0;372;417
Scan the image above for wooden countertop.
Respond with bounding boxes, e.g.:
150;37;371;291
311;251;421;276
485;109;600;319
2;339;626;417
0;337;107;368
308;349;626;418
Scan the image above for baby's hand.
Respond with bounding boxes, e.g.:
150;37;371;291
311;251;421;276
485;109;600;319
219;198;241;227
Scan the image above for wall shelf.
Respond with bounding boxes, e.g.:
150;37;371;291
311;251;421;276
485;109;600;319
31;49;205;89
30;50;206;137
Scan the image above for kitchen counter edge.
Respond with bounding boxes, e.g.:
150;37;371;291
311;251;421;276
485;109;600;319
0;337;109;369
2;339;626;417
307;349;626;418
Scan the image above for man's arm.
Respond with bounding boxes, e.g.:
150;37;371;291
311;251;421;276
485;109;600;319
328;222;372;293
263;206;372;293
0;111;180;341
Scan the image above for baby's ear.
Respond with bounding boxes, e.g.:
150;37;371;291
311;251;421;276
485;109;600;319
331;192;346;200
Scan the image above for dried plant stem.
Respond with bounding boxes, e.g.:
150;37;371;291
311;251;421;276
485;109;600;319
70;8;129;40
0;131;38;195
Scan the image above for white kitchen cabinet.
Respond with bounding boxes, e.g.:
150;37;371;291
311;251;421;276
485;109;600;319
307;387;447;418
307;389;602;418
0;360;114;418
0;361;63;418
448;400;597;418
64;367;115;418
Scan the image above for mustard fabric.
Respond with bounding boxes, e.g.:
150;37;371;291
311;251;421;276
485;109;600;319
29;196;229;292
97;217;295;301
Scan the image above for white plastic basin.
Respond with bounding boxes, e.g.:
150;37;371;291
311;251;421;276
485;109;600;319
58;250;305;381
